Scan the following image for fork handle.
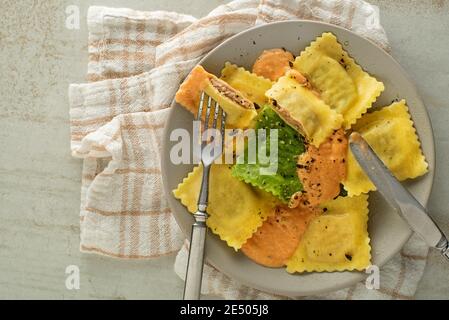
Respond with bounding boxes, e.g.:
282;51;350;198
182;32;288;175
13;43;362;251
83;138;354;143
183;213;207;300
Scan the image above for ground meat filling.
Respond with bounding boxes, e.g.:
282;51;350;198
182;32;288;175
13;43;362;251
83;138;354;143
209;78;253;109
270;99;306;137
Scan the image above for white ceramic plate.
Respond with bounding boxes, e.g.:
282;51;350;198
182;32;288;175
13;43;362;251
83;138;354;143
161;20;435;297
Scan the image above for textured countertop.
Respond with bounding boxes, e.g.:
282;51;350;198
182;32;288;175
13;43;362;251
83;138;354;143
0;0;448;299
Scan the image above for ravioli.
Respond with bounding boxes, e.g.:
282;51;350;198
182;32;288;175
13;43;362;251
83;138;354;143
293;32;384;129
266;71;343;147
175;65;257;128
286;195;370;272
173;164;279;250
220;62;273;107
343;100;428;196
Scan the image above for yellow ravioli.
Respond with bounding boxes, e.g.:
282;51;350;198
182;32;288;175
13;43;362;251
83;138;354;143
343;100;428;196
221;62;273;107
286;195;370;272
266;72;343;147
173;164;279;250
293;32;384;129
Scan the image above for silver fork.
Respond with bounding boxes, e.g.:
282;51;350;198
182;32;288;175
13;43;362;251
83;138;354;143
183;92;226;300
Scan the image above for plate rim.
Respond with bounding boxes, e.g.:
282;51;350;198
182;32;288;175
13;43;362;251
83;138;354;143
161;19;435;297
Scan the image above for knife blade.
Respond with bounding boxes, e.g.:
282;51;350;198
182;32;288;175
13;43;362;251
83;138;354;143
349;132;449;260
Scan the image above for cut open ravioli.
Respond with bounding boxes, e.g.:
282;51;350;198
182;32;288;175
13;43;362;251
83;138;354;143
293;32;384;129
173;164;279;250
221;62;273;108
266;71;343;147
343;100;428;196
286;194;370;273
175;65;257;128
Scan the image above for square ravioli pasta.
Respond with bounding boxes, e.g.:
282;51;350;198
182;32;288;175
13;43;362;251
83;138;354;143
173;164;279;250
343;100;428;196
293;32;384;129
286;195;370;273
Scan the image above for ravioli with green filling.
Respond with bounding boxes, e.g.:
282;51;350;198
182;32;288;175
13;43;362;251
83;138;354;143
293;32;384;129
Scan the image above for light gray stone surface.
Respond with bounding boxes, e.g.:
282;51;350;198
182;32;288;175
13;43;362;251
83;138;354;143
0;0;447;299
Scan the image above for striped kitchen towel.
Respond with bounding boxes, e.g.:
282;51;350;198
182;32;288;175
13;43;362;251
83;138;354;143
68;0;428;299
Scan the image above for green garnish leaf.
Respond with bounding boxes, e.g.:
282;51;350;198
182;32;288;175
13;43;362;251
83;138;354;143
231;106;305;203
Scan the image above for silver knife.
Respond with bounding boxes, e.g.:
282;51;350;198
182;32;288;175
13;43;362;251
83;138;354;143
349;131;449;260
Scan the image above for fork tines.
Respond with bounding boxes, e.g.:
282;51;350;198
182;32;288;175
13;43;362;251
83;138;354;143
196;92;226;152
